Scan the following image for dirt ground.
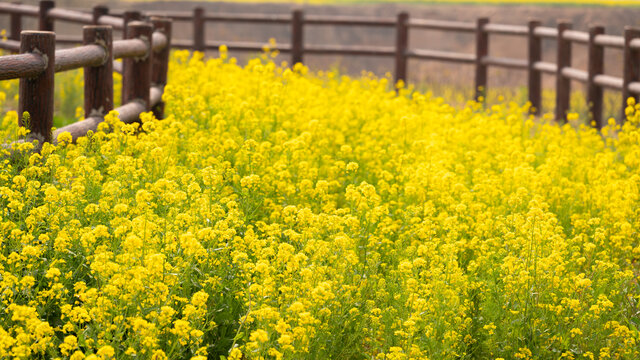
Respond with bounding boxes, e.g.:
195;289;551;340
4;1;640;91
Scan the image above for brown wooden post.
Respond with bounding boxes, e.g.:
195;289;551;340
84;26;113;119
291;9;304;66
475;17;489;102
555;21;572;123
19;31;55;144
10;2;22;45
151;17;172;119
121;11;142;108
122;21;152;111
193;7;205;52
587;25;604;128
38;0;55;32
527;20;542;115
394;12;409;87
92;5;109;25
123;10;141;39
622;27;640;123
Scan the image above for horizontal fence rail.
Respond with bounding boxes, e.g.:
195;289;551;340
1;0;640;135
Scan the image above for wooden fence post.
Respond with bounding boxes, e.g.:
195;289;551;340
291;9;304;65
527;20;541;115
122;21;152;111
84;26;113;119
587;25;604;128
151;17;172;119
555;21;572;123
394;12;409;87
92;5;109;25
475;17;489;102
38;0;55;32
10;2;22;45
193;7;205;52
19;31;55;144
622;27;640;123
121;11;142;108
123;10;141;39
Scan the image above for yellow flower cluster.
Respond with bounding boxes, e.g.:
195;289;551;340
0;49;640;359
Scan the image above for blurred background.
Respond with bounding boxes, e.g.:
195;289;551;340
3;0;639;116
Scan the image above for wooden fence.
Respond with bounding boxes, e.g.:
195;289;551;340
142;8;640;129
0;1;171;146
1;1;640;140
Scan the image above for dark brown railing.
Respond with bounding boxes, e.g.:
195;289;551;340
2;0;640;136
0;1;171;146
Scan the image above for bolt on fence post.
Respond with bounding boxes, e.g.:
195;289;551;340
122;21;153;111
555;21;572;123
84;26;113;119
19;31;55;144
92;5;109;25
394;12;409;88
291;9;304;66
193;7;205;52
622;27;640;123
123;10;141;39
527;20;542;115
10;2;22;46
38;0;55;32
587;25;604;129
151;17;172;119
475;17;489;102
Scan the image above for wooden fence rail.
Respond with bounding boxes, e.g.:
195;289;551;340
1;0;640;136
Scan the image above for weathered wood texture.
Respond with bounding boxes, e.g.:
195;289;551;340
0;2;38;16
555;21;572;122
122;10;141;38
307;44;393;56
55;44;105;72
18;31;55;144
394;12;408;86
10;2;22;43
113;38;147;58
475;18;489;101
38;0;54;31
84;26;113;118
528;20;542;115
122;21;152;111
205;12;290;23
151;17;172;119
306;15;395;27
92;5;108;25
408;19;475;32
47;8;92;24
587;26;605;128
97;14;124;30
0;53;45;80
0;39;20;52
291;9;304;65
193;7;205;52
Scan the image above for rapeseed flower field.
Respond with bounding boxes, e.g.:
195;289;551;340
1;48;640;359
